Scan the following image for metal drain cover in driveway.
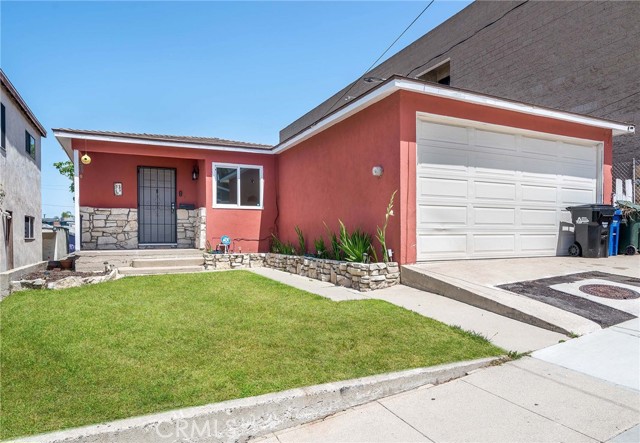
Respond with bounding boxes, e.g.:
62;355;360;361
579;284;640;300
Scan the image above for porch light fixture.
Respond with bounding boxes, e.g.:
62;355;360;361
192;165;199;181
372;165;384;177
80;153;91;165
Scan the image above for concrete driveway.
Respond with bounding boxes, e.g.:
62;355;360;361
402;255;640;335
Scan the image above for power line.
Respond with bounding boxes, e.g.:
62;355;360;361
591;90;640;114
406;0;529;77
320;0;436;120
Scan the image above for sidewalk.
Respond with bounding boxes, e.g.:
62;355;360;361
256;357;639;443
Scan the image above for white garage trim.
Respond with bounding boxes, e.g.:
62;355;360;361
416;112;603;261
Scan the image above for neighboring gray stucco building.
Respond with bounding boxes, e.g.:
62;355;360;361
281;0;639;166
0;69;47;271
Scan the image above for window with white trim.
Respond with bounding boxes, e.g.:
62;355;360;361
213;163;263;208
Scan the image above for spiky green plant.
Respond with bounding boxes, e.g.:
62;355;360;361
294;225;306;255
271;234;296;255
376;190;397;262
338;220;373;263
324;222;342;260
314;237;328;259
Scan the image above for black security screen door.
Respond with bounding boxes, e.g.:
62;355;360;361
137;167;177;244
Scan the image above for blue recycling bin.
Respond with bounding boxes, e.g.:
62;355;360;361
608;209;622;256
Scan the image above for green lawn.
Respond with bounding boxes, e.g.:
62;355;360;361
0;271;503;439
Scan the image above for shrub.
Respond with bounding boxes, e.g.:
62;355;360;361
314;237;329;259
271;234;296;255
338;220;373;263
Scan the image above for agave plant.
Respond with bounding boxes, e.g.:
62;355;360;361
338;220;373;263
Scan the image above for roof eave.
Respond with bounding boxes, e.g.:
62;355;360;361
274;76;635;153
52;129;274;160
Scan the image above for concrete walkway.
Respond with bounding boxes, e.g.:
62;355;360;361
251;268;567;353
255;357;639;443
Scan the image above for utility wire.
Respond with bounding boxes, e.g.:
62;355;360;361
320;0;436;120
406;0;529;77
591;90;640;114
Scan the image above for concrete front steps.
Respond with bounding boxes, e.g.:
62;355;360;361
400;265;600;336
118;265;205;275
118;255;206;275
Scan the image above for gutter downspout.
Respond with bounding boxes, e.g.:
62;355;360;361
73;149;80;252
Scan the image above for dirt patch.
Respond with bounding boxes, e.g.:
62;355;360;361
21;270;108;283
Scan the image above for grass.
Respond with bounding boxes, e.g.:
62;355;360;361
0;271;503;439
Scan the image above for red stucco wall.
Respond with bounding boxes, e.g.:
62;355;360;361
76;140;277;252
276;94;403;261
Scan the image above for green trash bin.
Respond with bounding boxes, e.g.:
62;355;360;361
618;201;640;255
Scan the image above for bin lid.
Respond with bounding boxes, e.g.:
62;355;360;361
566;204;615;211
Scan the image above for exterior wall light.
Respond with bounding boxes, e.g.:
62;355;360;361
372;165;384;177
80;153;91;165
192;166;199;180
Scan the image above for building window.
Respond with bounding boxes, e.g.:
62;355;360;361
417;60;450;86
24;216;35;240
1;103;5;151
213;163;263;208
25;130;36;159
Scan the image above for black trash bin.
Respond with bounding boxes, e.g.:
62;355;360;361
566;204;616;258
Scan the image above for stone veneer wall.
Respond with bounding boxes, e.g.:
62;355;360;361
81;207;138;250
204;253;399;292
81;207;205;250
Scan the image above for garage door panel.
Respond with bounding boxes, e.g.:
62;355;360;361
418;121;468;144
418;177;468;198
416;118;600;261
418;205;467;226
417;144;468;169
520;234;558;252
561;187;595;205
521;184;557;203
475;181;517;200
418;234;467;255
521;136;559;157
474;234;515;253
474;207;515;225
521;209;558;226
475;129;517;152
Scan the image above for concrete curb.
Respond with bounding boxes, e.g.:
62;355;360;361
11;357;501;443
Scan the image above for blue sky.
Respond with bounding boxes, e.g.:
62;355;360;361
1;1;471;217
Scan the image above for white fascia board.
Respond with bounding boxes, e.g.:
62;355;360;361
53;131;273;158
274;79;635;154
397;79;635;136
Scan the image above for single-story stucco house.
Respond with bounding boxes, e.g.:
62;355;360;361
54;77;635;265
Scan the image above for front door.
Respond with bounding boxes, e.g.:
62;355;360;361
137;167;177;245
4;211;13;270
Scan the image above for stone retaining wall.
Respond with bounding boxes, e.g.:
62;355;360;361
81;207;205;250
204;253;399;291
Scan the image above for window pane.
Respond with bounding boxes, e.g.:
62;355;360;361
240;168;261;207
30;136;36;159
216;167;238;205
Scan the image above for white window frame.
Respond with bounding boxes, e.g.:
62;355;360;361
212;163;264;210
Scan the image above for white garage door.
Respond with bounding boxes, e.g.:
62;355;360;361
416;116;602;261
